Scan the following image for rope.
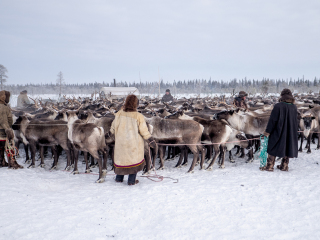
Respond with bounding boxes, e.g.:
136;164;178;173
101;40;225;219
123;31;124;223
140;147;179;183
156;137;260;146
256;135;268;168
5;138;19;159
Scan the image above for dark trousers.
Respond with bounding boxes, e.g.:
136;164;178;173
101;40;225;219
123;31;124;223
116;174;137;184
0;141;5;162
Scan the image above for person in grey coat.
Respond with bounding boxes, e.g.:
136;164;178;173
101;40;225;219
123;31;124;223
260;89;298;172
162;89;174;102
17;90;31;108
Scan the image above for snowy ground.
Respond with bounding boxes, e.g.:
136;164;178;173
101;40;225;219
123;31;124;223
1;144;320;240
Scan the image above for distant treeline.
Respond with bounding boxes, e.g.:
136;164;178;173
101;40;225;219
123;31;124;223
4;77;320;96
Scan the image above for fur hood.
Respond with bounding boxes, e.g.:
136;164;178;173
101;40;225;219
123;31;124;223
238;91;248;97
0;91;6;105
279;88;295;103
123;94;138;112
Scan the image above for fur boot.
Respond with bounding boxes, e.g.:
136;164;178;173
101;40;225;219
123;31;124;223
260;155;275;171
277;157;289;171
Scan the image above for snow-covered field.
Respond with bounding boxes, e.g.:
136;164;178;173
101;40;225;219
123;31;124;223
1;144;320;240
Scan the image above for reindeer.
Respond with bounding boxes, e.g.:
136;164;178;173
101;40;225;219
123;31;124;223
66;110;108;183
145;116;204;173
215;109;269;162
13;116;72;170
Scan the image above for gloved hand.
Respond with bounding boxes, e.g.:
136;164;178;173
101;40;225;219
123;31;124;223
5;129;14;141
147;137;157;148
263;131;270;137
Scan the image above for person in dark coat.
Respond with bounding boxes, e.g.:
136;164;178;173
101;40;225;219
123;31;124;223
260;89;298;172
233;91;248;109
162;89;174;102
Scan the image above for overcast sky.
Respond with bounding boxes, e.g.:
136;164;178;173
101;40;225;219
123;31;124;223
1;0;320;85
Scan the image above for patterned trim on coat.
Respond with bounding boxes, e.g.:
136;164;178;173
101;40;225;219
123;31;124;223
114;159;145;168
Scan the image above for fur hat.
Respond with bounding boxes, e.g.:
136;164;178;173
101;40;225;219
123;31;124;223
166;89;170;93
123;94;139;112
238;91;248;97
21;90;27;94
279;88;295;103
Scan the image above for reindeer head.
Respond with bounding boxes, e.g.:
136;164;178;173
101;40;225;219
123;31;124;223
54;110;68;121
302;115;316;130
215;110;234;120
164;110;184;119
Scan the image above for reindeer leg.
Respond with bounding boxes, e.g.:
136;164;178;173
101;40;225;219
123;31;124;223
63;148;72;172
182;146;190;166
95;157;105;183
148;146;155;171
254;140;261;153
28;141;36;168
158;146;165;170
83;151;88;165
72;149;79;174
218;145;223;165
175;146;184;168
175;146;180;158
299;133;304;152
235;146;241;157
187;145;199;173
312;134;316;144
51;146;60;170
317;132;320;150
165;146;171;160
307;134;312;154
219;146;226;169
110;147;114;171
102;147;108;172
229;150;235;163
205;145;212;162
89;153;97;168
246;148;254;163
83;151;91;173
143;147;151;175
206;145;220;171
25;144;30;163
199;146;205;170
305;137;309;149
38;146;45;168
239;148;245;158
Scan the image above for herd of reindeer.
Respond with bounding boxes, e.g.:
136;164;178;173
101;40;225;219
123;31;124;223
9;93;320;183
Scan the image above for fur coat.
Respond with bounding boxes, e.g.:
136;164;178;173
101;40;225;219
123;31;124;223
17;92;31;108
0;91;13;139
110;109;152;175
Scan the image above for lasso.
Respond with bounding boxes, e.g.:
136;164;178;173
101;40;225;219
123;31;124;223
257;135;268;168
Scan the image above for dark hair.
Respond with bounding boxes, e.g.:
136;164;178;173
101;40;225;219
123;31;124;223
279;88;295;103
123;95;138;112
